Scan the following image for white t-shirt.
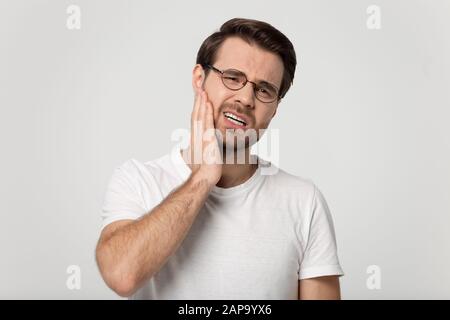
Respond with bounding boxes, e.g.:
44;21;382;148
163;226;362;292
101;147;344;299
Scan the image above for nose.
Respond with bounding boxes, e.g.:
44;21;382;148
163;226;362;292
233;82;255;109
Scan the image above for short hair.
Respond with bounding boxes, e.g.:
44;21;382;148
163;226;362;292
196;18;297;99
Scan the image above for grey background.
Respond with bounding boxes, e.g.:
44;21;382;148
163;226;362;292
1;0;449;299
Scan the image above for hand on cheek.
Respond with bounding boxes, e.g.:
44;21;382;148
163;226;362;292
189;89;222;186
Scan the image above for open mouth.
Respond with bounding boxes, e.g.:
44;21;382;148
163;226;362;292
223;112;247;127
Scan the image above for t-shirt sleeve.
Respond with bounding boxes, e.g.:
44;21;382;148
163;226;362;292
100;162;148;232
298;184;344;280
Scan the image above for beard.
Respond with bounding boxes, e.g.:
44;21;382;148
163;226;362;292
216;101;259;149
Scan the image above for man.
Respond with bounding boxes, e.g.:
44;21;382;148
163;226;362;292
96;18;344;299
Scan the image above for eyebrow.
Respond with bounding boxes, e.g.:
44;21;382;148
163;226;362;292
257;80;278;89
229;67;279;90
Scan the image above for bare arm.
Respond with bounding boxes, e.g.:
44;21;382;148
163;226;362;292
96;173;213;297
298;276;341;300
96;87;220;297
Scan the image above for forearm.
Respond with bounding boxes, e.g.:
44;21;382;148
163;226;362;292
96;173;212;296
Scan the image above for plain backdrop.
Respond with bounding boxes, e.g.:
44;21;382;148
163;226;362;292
1;0;449;299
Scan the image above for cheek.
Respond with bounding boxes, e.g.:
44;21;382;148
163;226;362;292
211;99;221;120
207;93;228;122
208;98;222;127
255;110;275;129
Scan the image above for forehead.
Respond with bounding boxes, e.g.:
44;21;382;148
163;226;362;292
214;36;284;87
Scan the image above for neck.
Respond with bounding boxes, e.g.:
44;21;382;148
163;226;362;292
218;153;258;188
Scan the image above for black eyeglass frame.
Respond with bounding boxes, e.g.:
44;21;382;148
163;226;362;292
203;64;282;103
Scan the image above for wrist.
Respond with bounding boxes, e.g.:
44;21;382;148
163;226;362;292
188;172;216;192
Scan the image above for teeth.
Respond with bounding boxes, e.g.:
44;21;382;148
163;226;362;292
224;112;246;125
226;117;245;126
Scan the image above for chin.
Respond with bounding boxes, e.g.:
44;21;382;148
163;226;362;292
221;135;259;151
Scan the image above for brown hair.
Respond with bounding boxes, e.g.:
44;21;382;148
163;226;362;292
196;18;297;99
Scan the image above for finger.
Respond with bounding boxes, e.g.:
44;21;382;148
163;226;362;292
191;92;204;165
205;101;214;130
199;91;207;129
191;91;201;126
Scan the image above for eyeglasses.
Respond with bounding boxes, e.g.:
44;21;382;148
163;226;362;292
203;64;281;103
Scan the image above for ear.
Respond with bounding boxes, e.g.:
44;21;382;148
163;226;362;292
192;64;205;93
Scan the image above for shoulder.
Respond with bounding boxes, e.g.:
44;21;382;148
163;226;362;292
110;153;174;187
263;165;318;202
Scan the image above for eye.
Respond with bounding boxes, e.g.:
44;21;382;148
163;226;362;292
257;87;272;96
224;76;240;82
